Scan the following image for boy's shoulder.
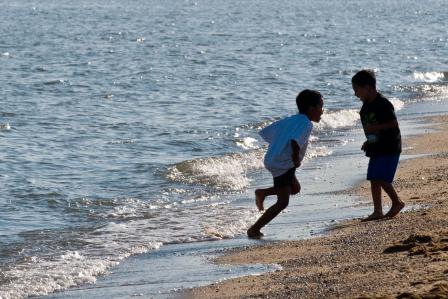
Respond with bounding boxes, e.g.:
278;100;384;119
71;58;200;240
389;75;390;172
284;113;309;122
280;113;312;127
375;93;391;102
367;93;394;110
377;93;391;102
266;113;311;130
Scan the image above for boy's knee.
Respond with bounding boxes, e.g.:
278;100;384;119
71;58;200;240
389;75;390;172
291;179;301;195
276;199;289;211
276;187;291;210
291;186;300;195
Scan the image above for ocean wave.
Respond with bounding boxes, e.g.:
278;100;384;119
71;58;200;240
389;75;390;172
305;146;333;159
397;84;448;102
166;151;265;191
0;241;162;299
0;202;258;298
413;71;447;83
394;83;448;99
167;142;333;190
419;84;448;98
389;98;405;111
315;104;404;131
315;109;359;130
235;136;259;150
247;109;361;134
0;251;109;299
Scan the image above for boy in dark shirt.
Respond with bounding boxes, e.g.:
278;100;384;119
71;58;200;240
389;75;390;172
352;70;405;221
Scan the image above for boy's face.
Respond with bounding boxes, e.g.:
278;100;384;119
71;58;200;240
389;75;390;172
352;84;375;103
309;98;324;123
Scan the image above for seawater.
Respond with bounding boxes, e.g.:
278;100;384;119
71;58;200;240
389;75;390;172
0;0;447;298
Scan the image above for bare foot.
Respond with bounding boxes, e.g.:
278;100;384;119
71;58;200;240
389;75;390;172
247;227;264;239
255;189;265;211
361;213;384;222
384;201;405;218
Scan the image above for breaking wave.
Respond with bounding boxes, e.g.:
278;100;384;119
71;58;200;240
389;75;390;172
316;109;360;130
167;143;333;191
167;151;264;191
413;71;447;83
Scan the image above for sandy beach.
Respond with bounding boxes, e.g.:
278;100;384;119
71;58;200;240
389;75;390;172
184;115;448;299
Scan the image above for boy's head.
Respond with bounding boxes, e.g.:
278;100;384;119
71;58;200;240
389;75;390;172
296;89;324;123
351;70;378;102
351;70;376;88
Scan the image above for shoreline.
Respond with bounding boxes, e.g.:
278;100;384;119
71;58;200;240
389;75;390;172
183;115;448;298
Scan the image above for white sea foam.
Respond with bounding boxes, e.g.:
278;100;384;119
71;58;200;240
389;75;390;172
0;240;165;299
305;145;333;159
420;84;448;98
315;109;360;130
96;197;162;219
390;97;405;111
0;252;113;299
167;142;332;190
180;194;220;204
235;136;259;150
0;123;11;130
393;84;448;102
413;71;447;82
0;205;173;298
201;206;259;239
316;103;403;132
167;151;264;190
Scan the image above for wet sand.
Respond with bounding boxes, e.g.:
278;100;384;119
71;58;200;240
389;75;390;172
183;115;448;299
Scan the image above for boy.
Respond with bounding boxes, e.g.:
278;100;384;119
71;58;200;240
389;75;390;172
352;70;405;222
247;89;324;238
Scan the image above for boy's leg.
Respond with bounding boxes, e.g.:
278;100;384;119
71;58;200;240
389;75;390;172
362;180;384;222
380;181;405;218
248;186;291;238
255;176;300;211
255;187;276;211
291;175;301;195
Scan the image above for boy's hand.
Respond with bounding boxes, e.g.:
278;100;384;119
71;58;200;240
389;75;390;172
361;141;368;152
291;140;301;168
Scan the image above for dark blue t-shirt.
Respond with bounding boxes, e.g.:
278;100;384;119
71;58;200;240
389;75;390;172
360;94;402;157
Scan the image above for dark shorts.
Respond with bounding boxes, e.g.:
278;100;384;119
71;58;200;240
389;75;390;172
273;168;296;189
367;154;400;183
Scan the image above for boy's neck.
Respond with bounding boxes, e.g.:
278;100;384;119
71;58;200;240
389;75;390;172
364;90;379;103
304;113;311;121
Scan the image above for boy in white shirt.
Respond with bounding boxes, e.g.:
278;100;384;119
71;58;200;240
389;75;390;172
247;90;324;238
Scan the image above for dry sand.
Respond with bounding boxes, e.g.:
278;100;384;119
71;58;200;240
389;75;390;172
183;115;448;299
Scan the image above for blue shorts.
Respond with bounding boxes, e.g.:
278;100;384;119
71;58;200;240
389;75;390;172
367;155;400;183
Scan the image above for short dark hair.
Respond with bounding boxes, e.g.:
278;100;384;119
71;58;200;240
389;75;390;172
351;70;376;88
296;89;322;113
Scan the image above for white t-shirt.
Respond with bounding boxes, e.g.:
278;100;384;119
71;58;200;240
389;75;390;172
259;113;313;177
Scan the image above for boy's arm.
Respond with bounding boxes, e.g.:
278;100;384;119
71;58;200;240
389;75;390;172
291;139;301;168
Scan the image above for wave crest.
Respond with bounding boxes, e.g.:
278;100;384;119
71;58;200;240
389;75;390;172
316;109;359;130
167;151;264;190
413;71;447;83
